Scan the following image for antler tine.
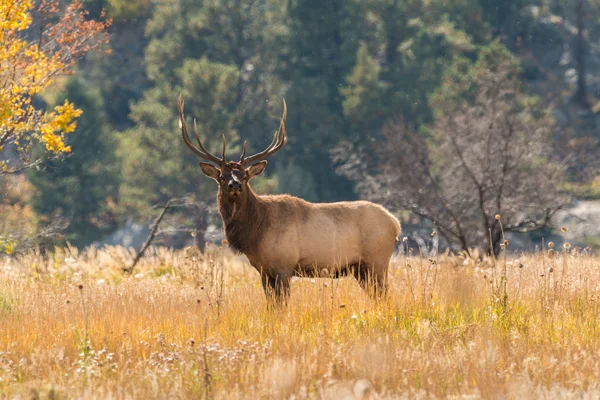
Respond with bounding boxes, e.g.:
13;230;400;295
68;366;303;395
191;118;224;165
241;99;288;165
239;141;247;162
177;95;224;165
178;96;223;164
188;118;225;165
178;96;209;159
239;129;278;165
193;119;206;153
222;134;227;162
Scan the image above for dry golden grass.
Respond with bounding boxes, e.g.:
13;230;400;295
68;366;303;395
1;244;600;399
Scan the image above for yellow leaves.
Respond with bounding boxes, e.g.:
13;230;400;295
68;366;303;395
0;0;109;164
54;100;83;133
2;37;27;61
0;0;32;50
1;94;81;155
1;96;36;142
37;101;83;152
0;100;9;123
7;42;65;97
0;0;33;32
0;234;16;255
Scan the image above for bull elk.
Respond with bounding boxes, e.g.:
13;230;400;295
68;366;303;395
177;96;401;303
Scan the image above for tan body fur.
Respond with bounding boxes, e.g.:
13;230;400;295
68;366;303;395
220;188;401;299
252;196;399;277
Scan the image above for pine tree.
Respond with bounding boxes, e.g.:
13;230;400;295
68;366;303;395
279;0;370;201
118;0;287;228
29;79;119;247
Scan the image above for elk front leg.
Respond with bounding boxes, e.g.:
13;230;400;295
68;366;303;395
352;264;371;291
261;272;291;306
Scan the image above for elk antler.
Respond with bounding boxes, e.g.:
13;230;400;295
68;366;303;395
178;95;226;165
240;99;287;165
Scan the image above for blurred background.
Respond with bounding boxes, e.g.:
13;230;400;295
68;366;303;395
2;0;600;255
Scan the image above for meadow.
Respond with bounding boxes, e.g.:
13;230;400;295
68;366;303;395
0;242;599;399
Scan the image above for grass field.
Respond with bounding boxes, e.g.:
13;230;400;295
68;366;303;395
1;243;599;399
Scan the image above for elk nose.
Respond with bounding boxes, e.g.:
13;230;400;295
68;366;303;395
228;180;241;190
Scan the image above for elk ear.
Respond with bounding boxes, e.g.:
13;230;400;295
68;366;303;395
199;162;220;181
246;161;267;180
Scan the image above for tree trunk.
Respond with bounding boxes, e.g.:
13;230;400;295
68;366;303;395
574;0;590;108
487;226;503;257
492;229;503;256
192;203;208;252
458;234;470;257
124;199;173;275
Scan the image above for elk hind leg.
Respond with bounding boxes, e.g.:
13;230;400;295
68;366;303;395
372;257;390;297
354;261;388;298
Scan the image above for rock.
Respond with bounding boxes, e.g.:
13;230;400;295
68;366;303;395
353;379;373;399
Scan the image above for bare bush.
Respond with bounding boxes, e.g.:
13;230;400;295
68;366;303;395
335;48;568;255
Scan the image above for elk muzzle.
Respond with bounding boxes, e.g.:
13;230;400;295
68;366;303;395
227;177;242;196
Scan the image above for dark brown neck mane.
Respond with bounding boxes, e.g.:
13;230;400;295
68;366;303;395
218;186;267;256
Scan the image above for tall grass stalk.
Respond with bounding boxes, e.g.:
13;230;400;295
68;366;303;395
0;246;599;398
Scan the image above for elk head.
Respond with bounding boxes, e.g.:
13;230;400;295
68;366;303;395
177;96;287;203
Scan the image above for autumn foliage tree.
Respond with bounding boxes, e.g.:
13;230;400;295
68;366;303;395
0;0;110;173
